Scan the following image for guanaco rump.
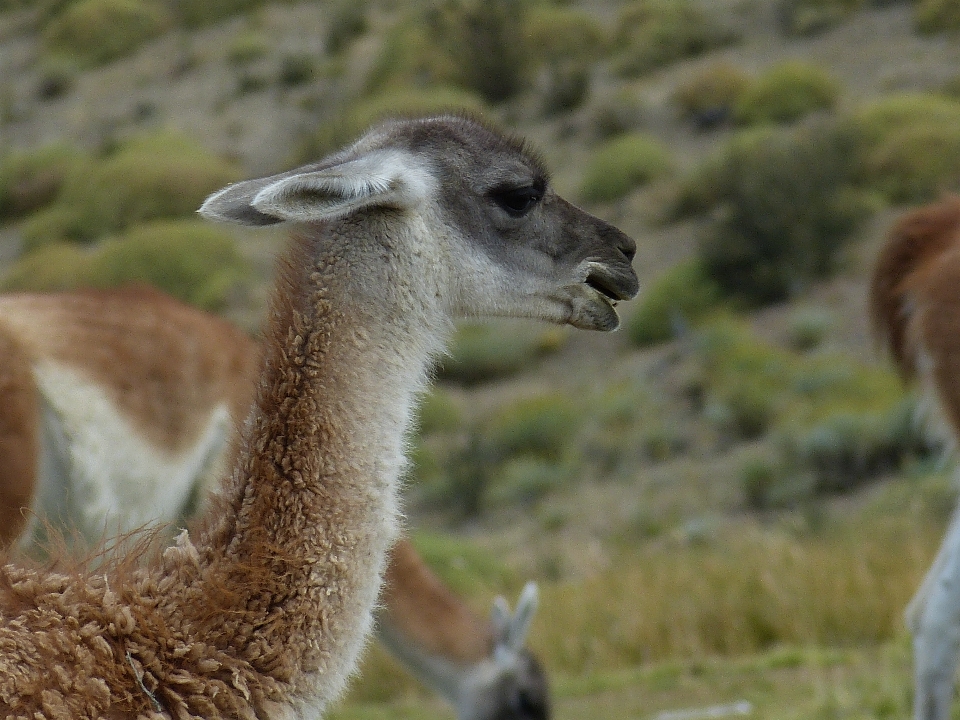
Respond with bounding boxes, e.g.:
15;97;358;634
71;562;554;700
0;114;638;718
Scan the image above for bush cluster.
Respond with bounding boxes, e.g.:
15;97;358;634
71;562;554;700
438;321;561;385
416;389;583;518
866;124;960;201
849;94;960;201
427;0;530;103
613;0;738;77
0;144;86;221
672;62;751;129
359;2;606;117
21;131;240;248
579;133;673;203
298;86;487;163
226;29;269;66
173;0;264;27
625;259;722;347
777;0;865;36
692;319;929;507
326;1;369;55
915;0;960;34
2;219;250;310
734;61;840;126
483;393;582;465
697;122;869;305
524;6;609;114
42;0;171;67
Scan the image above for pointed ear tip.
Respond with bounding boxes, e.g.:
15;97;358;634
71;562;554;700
519;582;539;604
196;204;219;221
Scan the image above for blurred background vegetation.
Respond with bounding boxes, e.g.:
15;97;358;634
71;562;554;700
3;0;960;717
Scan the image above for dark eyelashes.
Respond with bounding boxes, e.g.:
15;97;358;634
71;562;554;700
488;180;546;218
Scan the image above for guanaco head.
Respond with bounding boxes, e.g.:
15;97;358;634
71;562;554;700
459;582;549;720
199;114;638;332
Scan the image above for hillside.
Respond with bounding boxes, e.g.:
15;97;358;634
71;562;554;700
2;1;960;718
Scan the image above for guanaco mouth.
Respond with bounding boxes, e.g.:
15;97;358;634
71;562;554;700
584;269;631;304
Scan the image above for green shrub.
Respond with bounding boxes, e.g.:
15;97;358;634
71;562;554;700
525;6;609;64
525;6;609;113
2;219;249;310
418;390;583;517
668;146;733;219
226;29;269;65
326;1;369;54
486;456;572;508
482;393;582;464
698;122;870;305
416;431;493;518
174;0;262;27
777;0;865;36
581;380;682;472
589;89;650;139
625;259;722;347
779;401;923;495
846;94;960;200
363;13;456;96
697;319;930;499
915;0;960;33
0;242;85;292
786;307;834;351
439;321;557;384
42;0;171;67
865;123;960;201
849;93;960;149
417;387;463;435
366;0;530;104
278;53;317;87
580;133;673;203
298;86;487;163
0;143;86;221
672;62;751;127
35;57;78;101
734;61;840;125
21;132;240;247
692;320;834;440
428;0;530;103
941;74;960;99
614;0;738;77
740;451;798;510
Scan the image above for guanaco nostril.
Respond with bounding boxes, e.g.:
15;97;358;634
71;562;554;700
619;239;636;263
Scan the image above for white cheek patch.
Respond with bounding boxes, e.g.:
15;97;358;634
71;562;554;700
31;361;232;544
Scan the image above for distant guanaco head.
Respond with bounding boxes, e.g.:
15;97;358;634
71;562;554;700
199;114;638;332
462;582;550;720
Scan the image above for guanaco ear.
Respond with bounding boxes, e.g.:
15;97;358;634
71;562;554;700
198;150;433;226
492;581;539;655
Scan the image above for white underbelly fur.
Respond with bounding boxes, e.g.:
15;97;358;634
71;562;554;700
28;361;232;545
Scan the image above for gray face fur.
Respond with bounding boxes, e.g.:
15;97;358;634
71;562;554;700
200;115;639;331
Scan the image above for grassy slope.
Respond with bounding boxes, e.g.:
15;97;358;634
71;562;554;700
2;1;959;718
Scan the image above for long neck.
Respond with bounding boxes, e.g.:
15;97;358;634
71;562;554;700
165;228;450;714
378;538;494;706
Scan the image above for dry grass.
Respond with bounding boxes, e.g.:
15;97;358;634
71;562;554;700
535;519;936;673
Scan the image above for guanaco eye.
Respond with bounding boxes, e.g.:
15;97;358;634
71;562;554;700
490;184;544;218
